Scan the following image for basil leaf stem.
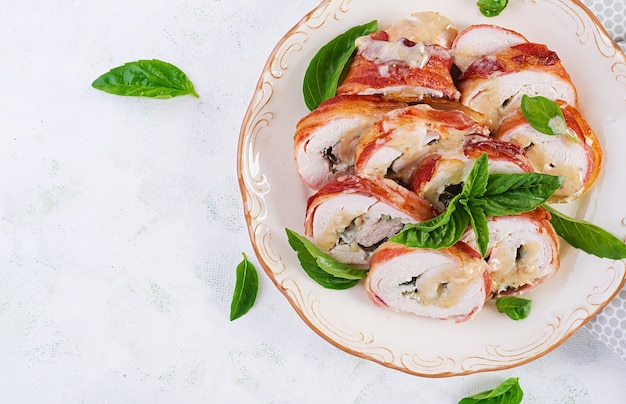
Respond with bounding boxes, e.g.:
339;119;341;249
303;20;378;110
476;0;509;17
520;95;577;142
458;377;523;404
230;253;259;321
92;59;199;98
495;297;532;320
543;205;626;259
286;229;365;289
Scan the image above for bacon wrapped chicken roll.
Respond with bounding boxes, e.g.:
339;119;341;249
304;175;435;266
354;104;490;185
365;242;491;322
458;43;577;128
336;30;460;102
410;134;533;212
461;208;560;297
294;95;406;190
494;102;602;202
451;24;528;72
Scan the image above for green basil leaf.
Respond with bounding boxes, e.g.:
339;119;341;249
390;196;470;249
495;297;532;320
466;202;489;257
230;253;259;321
458;377;523;404
461;153;489;200
285;229;363;289
482;173;564;216
543;205;626;259
92;59;199;98
476;0;509;17
520;95;577;142
303;20;378;110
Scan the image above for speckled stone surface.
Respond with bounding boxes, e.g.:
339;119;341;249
0;1;624;402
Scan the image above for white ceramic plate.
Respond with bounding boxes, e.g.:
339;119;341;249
238;0;626;376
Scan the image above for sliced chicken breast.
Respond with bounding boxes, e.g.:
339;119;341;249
354;104;490;184
365;241;491;322
494;102;602;202
410;134;533;212
294;95;406;190
304;175;435;266
461;208;560;297
451;24;528;72
336;31;460;102
458;43;577;128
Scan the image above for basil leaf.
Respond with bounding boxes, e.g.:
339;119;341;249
230;253;259;321
458;377;523;404
303;20;378;110
390;196;470;249
466;202;489;257
476;0;509;17
461;153;489;200
495;297;532;320
520;95;577;142
543;205;626;259
286;229;364;289
482;173;564;216
92;59;199;98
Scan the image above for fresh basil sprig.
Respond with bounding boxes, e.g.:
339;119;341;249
391;154;562;257
495;297;532;320
303;20;378;111
476;0;509;17
230;253;259;321
520;95;577;142
286;229;366;290
92;59;199;98
543;205;626;260
458;377;523;404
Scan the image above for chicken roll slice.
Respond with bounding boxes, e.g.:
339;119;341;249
410;134;533;213
365;242;491;322
304;175;435;266
294;95;406;190
458;43;577;128
451;24;528;72
494;102;602;202
354;104;489;185
461;209;560;297
336;31;460;102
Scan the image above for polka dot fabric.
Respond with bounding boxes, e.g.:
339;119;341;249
583;0;626;43
586;288;626;360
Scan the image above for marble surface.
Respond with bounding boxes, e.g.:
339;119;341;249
1;0;625;403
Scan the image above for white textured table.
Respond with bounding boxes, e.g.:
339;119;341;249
1;1;625;402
